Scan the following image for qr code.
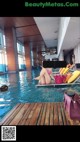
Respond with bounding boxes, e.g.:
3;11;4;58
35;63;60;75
1;126;16;141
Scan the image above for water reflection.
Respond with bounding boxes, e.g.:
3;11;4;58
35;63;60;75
0;70;73;120
27;70;32;80
8;73;19;85
0;74;9;86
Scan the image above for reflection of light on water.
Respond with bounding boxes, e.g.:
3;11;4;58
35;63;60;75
0;98;5;101
6;100;11;102
0;98;11;102
0;104;10;107
0;81;10;87
27;71;32;80
0;71;67;119
27;90;31;92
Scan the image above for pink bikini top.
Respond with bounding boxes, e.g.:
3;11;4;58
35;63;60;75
46;69;52;75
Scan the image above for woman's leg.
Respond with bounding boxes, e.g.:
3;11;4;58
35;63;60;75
40;67;47;77
39;76;46;85
39;67;51;84
34;67;52;84
39;67;52;84
34;67;46;80
34;76;40;80
43;72;51;84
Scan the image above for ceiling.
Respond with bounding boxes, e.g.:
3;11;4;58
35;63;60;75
0;17;80;60
33;17;80;59
34;17;60;48
0;17;45;51
0;17;60;58
61;17;80;51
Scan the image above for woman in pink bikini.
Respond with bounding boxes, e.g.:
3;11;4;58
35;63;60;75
34;67;54;85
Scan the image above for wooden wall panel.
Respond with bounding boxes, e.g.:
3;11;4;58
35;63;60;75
24;43;31;70
4;27;18;72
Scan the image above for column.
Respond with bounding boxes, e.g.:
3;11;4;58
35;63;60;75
58;17;70;55
4;27;19;73
59;50;64;61
74;44;80;69
24;42;32;70
74;44;80;64
33;48;37;67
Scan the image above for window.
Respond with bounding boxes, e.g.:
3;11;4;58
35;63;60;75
17;42;26;70
0;29;7;72
3;34;6;47
31;50;33;66
0;33;4;48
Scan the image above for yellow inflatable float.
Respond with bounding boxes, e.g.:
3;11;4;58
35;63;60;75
68;70;80;83
62;67;69;75
60;68;66;75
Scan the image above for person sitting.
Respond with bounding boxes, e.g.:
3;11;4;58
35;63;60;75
34;66;54;85
34;64;76;85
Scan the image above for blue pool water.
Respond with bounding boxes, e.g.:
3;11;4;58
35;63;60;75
0;69;80;121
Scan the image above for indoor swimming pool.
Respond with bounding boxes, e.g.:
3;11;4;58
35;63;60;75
0;69;80;121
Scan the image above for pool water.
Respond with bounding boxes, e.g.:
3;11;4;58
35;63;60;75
0;69;80;121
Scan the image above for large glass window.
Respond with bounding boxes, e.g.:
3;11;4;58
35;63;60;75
31;50;34;67
0;29;7;72
0;33;4;48
17;42;26;70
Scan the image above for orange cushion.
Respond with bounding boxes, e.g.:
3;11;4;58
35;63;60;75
64;72;72;83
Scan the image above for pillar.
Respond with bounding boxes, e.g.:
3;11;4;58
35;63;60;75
4;27;19;73
74;44;80;64
59;50;64;61
33;48;37;67
24;43;32;70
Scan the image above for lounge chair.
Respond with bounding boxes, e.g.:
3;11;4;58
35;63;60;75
36;82;80;87
36;71;80;87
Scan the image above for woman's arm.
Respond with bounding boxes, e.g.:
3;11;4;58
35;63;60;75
50;73;55;80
